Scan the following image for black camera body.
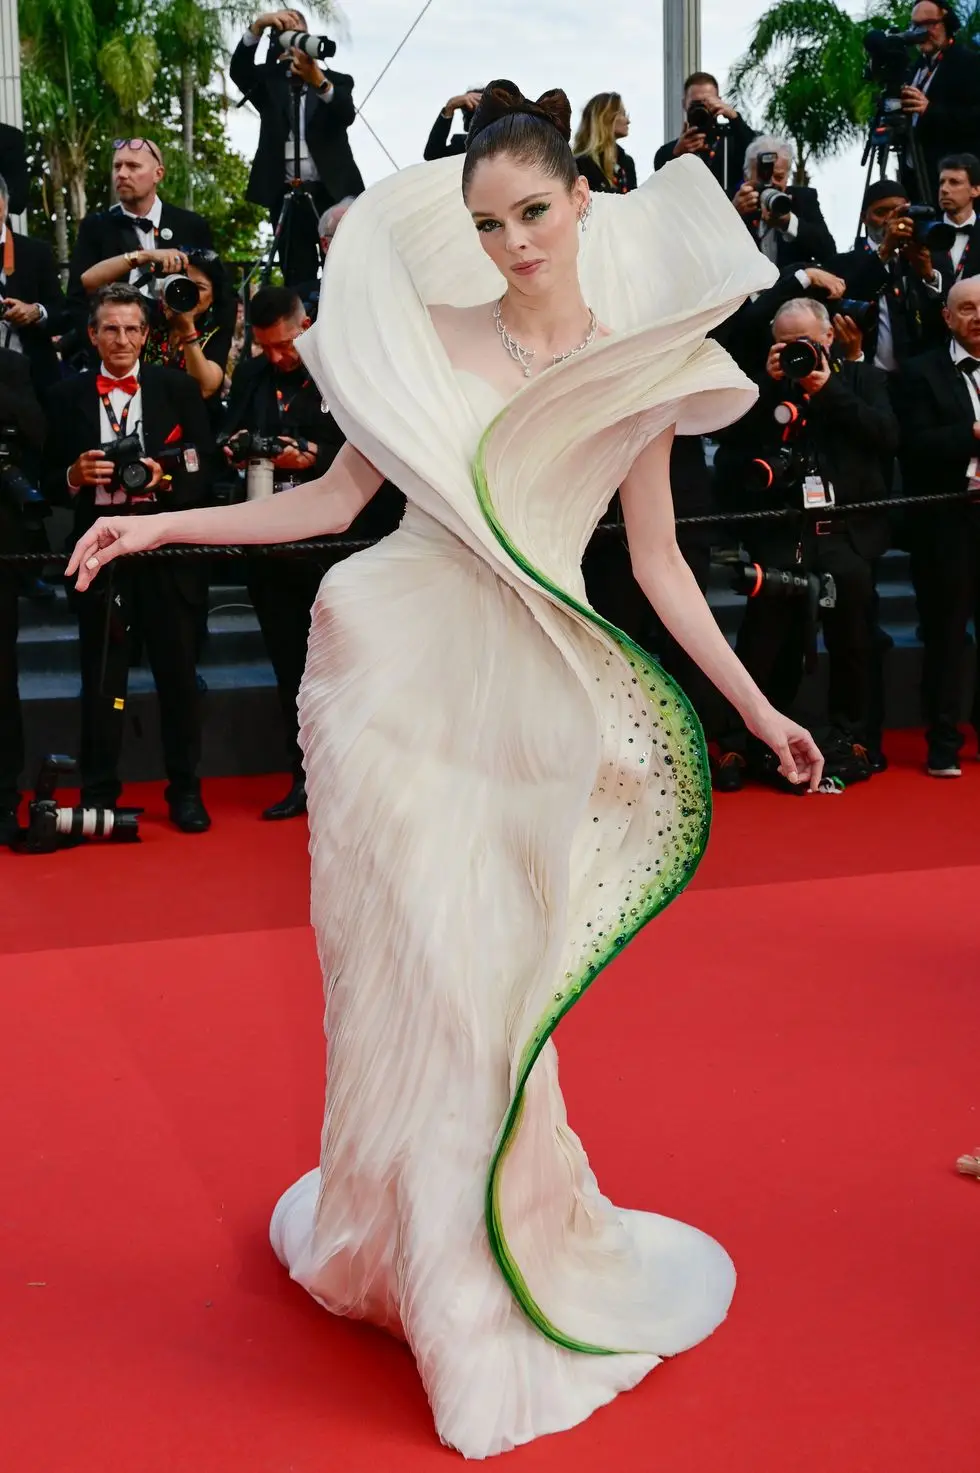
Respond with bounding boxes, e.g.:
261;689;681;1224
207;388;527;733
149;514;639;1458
686;101;715;135
9;756;141;853
900;203;957;253
276;28;336;60
218;428;288;463
777;337;826;382
0;425;48;531
837;297;875;329
863;26;929;103
101;432;154;495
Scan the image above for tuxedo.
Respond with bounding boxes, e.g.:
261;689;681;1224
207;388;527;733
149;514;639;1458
653;113;757;198
741;185;836;270
834;242;950;369
901;41;980;204
66;201;213;335
230;35;364;285
0;229;65;393
894;344;980;761
0;123;29;215
945;213;980;282
43;364;216;804
223;354;404;774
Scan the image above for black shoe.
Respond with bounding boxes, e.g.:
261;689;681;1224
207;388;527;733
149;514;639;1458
749;747;808;796
262;778;307;821
865;746;888;774
712;752;745;793
0;804;19;846
168;792;212;832
926;752;961;779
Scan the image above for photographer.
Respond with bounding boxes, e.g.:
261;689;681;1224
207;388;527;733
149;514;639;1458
892;276;980;776
0;171;65;397
714;298;896;790
423;90;483;161
231;9;364;287
733;137;837;269
143;248;236;423
899;1;980;204
42;285;216;832
938;152;980;280
835;179;949;372
0;347;45;843
66;139;213;341
653;72;756;198
222;286;402;820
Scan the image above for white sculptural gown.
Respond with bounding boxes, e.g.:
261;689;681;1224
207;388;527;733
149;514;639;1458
269;155;777;1458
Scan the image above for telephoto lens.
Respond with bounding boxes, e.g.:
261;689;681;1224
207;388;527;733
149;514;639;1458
779;339;821;381
157;273;200;314
686;102;714;133
759;185;793;218
278;29;336;59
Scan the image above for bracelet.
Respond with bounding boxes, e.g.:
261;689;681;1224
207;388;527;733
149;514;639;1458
180;333;201;347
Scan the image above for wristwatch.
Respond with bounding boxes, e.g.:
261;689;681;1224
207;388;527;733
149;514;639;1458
124;249;141;266
316;77;333;95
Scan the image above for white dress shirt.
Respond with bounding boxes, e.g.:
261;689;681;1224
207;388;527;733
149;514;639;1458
240;30;334;184
115;195;163;286
944;211;976;273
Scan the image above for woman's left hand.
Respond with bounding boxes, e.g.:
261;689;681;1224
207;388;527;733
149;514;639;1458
167;308;198;340
744;703;824;791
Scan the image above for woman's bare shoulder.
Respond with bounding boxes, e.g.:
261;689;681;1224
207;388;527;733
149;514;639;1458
428;302;492;338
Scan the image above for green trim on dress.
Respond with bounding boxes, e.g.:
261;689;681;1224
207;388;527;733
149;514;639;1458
473;413;713;1356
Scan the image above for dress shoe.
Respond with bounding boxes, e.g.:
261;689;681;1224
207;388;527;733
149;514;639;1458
262;778;307;821
0;805;20;846
168;792;212;832
864;746;888;774
926;758;961;779
712;752;745;793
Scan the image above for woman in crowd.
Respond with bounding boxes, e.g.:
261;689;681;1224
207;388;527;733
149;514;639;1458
573;90;637;194
145;247;236;419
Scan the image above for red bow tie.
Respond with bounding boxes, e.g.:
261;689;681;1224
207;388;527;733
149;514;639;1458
96;373;138;397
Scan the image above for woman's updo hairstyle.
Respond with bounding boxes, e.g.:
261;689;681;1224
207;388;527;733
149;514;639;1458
462;79;578;200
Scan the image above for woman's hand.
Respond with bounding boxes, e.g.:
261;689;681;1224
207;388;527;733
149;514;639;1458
66;515;169;593
744;702;824;791
139;247;188;276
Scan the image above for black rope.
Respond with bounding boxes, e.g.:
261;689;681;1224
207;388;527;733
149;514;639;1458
0;489;975;567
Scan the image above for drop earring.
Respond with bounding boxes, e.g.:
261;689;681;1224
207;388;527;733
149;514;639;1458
579;197;592;232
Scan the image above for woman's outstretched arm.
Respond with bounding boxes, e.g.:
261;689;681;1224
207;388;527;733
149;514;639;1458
619;424;824;790
67;443;384;592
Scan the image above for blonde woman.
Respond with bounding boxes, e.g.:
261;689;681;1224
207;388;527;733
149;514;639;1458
573;91;637;194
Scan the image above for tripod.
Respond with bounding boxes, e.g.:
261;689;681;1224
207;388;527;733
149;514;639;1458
855;92;931;242
242;75;325;296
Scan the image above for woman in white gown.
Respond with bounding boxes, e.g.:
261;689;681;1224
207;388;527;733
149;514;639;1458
69;82;822;1460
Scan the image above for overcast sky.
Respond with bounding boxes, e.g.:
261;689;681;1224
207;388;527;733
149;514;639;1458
223;0;868;250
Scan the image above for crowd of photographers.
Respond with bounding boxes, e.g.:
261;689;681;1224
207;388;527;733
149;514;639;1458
3;2;980;846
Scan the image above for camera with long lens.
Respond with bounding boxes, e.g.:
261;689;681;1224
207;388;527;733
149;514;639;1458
728;557;837;614
0;426;48;532
218;427;292;501
776;337;826;382
754;150;793;220
836;297;875;329
686;101;715;134
863;26;929;106
898;203;957;253
9;756;141;853
276;28;336;60
149;266;201;314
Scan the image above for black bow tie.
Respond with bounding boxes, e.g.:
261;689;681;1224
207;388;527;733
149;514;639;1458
126;216;156;234
956;356;980;375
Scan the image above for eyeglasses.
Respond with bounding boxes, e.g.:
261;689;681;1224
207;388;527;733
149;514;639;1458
113;138;163;165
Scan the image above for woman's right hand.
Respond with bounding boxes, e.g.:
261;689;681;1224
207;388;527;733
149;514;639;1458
66;515;169;593
138;247;188;276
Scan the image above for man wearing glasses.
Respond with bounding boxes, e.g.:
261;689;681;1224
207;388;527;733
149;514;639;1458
900;1;980;204
66;138;213;339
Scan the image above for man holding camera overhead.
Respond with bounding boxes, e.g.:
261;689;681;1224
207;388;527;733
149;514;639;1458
232;9;364;287
66;138;213;343
732;137;837;269
653;72;756;198
42;285;216;832
898;1;980;204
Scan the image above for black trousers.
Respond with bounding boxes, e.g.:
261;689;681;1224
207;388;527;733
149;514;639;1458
0;571;22;807
271;181;329;287
720;531;876;754
74;562;205;805
909;510;980;761
246;554;324;776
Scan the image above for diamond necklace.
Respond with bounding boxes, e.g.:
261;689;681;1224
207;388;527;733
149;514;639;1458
493;297;598;379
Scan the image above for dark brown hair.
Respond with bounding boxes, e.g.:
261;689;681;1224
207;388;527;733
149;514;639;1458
462;79;577;200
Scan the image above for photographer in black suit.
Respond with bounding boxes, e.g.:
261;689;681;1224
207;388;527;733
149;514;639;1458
0;348;45;843
653;72;756;199
222;285;403;819
231;9;364;287
714;298;896;790
0;123;28;216
424;89;483;160
43;285;215;831
938;152;980;281
834;179;949;373
732;136;836;269
900;1;980;204
66;138;213;341
0;171;64;396
893;276;980;776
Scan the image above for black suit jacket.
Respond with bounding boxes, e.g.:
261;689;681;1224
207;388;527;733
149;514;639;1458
902;41;980;203
835;243;949;366
1;231;65;393
742;185;836;270
716;264;830;380
574;147;637;194
653;114;756;198
0;124;29;215
222;354;404;540
42;364;216;534
893;346;979;509
0;345;45;556
65;202;213;335
950;217;980;282
230;39;364;209
423;112;468;161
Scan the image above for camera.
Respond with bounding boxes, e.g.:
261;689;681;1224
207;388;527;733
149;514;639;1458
863;26;929;105
836;297;875;328
777;337;825;382
218;427;291;501
153;271;200;314
276;28;336;60
729;558;837;613
9;756;141;853
101;432;154;495
0;426;48;531
686;101;714;134
899;203;957;253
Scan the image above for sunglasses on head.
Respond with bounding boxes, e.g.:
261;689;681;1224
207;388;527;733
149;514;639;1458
113;138;163;165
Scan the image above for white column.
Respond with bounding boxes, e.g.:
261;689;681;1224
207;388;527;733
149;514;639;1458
0;0;23;128
663;0;701;141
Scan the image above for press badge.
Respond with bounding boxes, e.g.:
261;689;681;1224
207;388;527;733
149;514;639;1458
184;447;200;474
802;475;834;508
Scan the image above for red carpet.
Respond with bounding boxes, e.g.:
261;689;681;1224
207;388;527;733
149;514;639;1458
2;729;978;1472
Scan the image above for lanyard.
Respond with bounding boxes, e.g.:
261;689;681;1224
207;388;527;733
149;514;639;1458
276;375;310;420
955;231;973;280
100;392;134;439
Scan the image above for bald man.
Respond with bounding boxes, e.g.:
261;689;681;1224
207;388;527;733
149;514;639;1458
894;275;980;775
